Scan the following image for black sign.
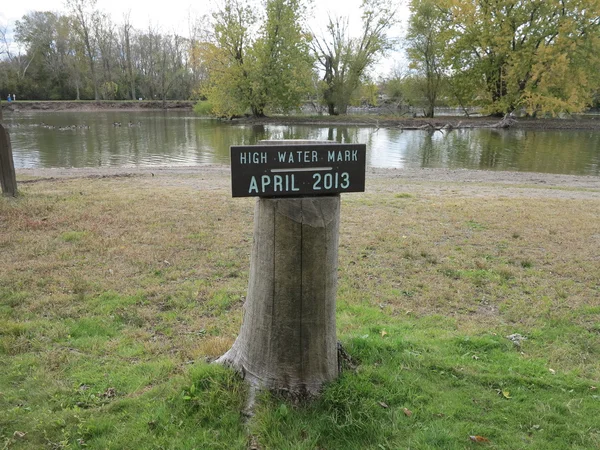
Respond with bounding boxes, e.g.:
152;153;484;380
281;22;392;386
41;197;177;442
231;143;366;197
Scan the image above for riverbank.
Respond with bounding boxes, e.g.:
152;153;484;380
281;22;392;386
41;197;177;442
1;100;195;112
2;165;599;448
239;114;600;130
3;100;600;129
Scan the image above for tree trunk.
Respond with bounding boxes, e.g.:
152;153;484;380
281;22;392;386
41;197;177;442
424;104;434;118
0;124;18;197
217;196;340;397
327;102;336;115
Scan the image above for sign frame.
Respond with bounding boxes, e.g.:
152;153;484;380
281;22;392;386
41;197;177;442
230;143;366;198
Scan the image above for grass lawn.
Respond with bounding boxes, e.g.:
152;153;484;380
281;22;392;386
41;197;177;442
1;171;599;449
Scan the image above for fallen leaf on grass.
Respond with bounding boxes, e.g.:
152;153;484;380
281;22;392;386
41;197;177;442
403;408;413;417
380;330;388;337
549;368;556;375
469;435;490;443
590;386;597;391
496;389;511;399
378;401;388;408
13;431;26;439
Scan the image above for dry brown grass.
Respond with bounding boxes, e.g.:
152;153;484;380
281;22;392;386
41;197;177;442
1;169;599;369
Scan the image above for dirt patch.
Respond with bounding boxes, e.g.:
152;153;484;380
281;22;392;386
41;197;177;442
15;165;600;201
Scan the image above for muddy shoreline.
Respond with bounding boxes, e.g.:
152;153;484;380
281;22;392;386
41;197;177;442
16;165;600;201
3;101;600;130
1;100;194;112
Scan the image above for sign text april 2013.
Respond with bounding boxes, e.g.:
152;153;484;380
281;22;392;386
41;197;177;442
230;144;366;198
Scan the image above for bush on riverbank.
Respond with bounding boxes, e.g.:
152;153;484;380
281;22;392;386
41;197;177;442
1;173;599;448
193;100;215;116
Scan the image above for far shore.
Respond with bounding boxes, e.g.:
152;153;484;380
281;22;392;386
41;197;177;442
2;100;600;130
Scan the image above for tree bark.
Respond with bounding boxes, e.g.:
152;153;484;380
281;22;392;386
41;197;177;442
0;124;18;197
217;196;340;397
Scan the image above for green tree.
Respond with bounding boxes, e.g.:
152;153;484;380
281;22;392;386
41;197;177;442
14;11;79;99
313;0;398;115
248;0;314;116
406;0;445;117
203;0;313;118
438;0;600;116
203;0;256;117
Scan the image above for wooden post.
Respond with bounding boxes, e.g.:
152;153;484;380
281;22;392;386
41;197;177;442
218;140;342;398
0;124;18;197
218;196;340;396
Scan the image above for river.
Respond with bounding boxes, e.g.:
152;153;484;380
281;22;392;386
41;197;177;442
3;110;600;176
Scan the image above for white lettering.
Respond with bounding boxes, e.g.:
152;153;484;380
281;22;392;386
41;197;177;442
261;175;271;192
341;172;350;188
313;173;321;190
240;152;267;164
274;175;283;192
248;176;258;194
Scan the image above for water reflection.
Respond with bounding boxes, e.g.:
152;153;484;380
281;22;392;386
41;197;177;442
3;110;599;176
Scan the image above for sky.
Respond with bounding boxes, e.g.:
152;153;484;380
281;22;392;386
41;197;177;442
1;0;409;76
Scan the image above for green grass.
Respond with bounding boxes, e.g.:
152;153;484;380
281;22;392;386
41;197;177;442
1;174;599;448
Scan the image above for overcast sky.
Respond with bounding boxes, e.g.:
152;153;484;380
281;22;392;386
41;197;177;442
1;0;409;76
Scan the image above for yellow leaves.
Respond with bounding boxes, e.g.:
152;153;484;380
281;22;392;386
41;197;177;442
380;330;388;338
403;407;413;417
432;0;600;114
495;388;511;399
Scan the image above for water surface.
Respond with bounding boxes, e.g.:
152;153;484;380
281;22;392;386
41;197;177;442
3;110;599;176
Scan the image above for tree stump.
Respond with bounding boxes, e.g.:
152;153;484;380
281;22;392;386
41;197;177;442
0;124;17;197
217;195;340;397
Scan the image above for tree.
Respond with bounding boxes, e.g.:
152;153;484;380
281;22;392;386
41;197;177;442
406;0;445;117
247;0;314;116
67;0;102;100
95;13;118;99
203;0;313;117
14;12;80;99
157;33;186;106
202;0;256;117
312;0;398;115
437;0;600;115
121;12;136;100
